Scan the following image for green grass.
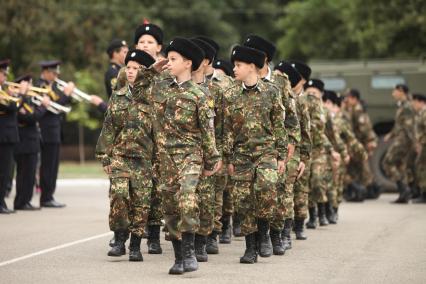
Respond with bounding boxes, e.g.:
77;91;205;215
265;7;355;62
58;161;106;179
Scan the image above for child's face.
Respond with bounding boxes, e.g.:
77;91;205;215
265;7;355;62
125;61;140;84
233;61;253;81
166;51;191;77
136;34;162;59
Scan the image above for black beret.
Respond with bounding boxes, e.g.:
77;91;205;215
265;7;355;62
323;90;341;106
413;93;426;103
395;83;409;94
195;36;219;54
230;45;265;69
190;38;216;64
213;59;234;77
106;39;127;55
347;88;361;100
134;23;164;45
274;61;302;88
165;37;205;71
289;60;312;81
0;59;10;70
14;74;32;83
243;35;276;62
305;78;325;92
125;49;155;68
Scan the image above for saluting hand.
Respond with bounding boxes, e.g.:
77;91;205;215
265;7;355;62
152;58;169;73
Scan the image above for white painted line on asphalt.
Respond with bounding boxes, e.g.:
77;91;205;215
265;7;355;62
0;232;112;268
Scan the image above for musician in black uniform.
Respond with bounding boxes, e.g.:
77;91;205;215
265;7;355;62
104;39;128;98
34;60;74;208
14;74;51;210
0;59;19;214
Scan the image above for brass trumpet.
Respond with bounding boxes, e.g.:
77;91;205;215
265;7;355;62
0;90;21;106
5;82;71;114
55;78;92;102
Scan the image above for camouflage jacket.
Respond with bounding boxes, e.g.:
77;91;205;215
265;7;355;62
223;80;287;163
306;93;333;153
389;99;415;144
415;106;426;145
295;91;312;162
325;108;349;161
335;111;368;161
148;77;220;170
347;102;377;148
270;70;300;145
208;73;234;156
95;85;153;167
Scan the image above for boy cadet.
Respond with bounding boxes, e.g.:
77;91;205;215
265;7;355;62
224;45;286;263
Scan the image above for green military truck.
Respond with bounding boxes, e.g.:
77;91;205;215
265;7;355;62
310;59;426;191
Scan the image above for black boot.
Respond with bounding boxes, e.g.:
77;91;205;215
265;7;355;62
147;225;162;254
333;207;339;221
128;234;143;261
233;214;244;237
270;229;285;255
294;218;307;240
206;231;219;254
318;203;329;226
182;232;198;272
219;215;232;244
366;182;381;199
354;182;367;202
393;181;411;204
108;230;128;256
282;219;293;250
257;219;272;257
306;206;317;229
325;202;337;224
413;192;426;203
169;239;184;275
109;232;116;247
240;233;258;264
194;234;208;262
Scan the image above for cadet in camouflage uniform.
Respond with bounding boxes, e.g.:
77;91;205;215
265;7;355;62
189;38;219;261
323;91;368;219
96;49;156;262
382;84;415;203
304;79;337;228
274;61;311;249
412;93;426;203
344;89;379;200
285;61;313;240
243;35;300;255
224;45;287;264
323;91;350;224
141;38;222;275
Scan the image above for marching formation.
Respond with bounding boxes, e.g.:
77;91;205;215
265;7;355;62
1;21;426;276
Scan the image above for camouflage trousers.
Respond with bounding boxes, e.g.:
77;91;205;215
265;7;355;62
326;155;339;208
196;174;216;236
108;156;152;237
213;168;229;232
415;146;426;193
382;139;412;183
335;158;346;206
293;158;311;219
309;148;330;206
231;152;278;236
158;152;202;240
347;156;373;186
271;151;300;231
148;178;163;226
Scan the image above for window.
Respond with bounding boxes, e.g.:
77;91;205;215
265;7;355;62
371;75;405;89
321;78;346;91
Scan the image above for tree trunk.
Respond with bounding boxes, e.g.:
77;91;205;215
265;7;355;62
78;123;85;165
